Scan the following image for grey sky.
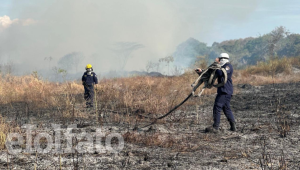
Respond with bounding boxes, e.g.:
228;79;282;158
0;0;299;73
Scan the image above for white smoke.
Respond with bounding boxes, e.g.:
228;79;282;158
0;15;18;29
0;0;259;76
0;15;36;30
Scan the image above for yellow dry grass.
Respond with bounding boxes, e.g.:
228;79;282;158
237;57;300;85
0;115;20;149
0;57;299;150
1;57;300;115
97;73;216;114
242;57;292;76
0;75;82;107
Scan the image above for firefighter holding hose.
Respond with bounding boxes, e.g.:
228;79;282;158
195;53;236;133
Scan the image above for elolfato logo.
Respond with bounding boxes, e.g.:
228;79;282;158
5;124;124;155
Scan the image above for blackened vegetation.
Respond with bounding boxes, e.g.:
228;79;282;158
0;82;300;169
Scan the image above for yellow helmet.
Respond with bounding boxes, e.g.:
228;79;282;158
86;64;92;69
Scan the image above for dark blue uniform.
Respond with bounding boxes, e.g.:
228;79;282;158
82;71;98;107
213;62;235;129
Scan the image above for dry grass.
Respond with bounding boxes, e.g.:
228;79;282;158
235;57;300;85
0;115;20;149
242;57;293;76
0;58;297;170
234;72;300;85
0;75;82;107
97;73;216;115
1;57;300;117
0;70;216;150
0;57;297;168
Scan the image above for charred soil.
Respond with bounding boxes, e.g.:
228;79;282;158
0;82;300;169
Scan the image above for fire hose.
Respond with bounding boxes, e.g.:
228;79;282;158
137;62;227;130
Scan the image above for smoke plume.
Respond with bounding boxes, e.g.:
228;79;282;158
0;0;259;78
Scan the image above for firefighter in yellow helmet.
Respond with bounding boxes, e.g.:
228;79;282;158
82;64;98;108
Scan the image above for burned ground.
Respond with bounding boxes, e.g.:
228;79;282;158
0;82;300;169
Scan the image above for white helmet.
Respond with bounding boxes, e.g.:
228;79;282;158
219;53;229;59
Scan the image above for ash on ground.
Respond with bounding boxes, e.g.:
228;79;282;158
0;82;300;169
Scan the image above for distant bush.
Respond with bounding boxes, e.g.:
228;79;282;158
241;57;300;76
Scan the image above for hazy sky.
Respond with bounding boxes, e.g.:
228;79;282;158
0;0;300;73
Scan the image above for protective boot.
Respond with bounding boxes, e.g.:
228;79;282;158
85;101;91;108
205;126;219;134
229;121;236;131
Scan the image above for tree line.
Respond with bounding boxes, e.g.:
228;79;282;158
173;26;300;69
